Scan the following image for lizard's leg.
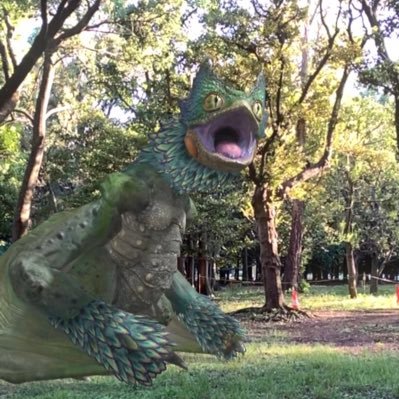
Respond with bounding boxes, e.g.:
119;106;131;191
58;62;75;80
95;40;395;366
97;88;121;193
165;271;245;359
9;253;185;386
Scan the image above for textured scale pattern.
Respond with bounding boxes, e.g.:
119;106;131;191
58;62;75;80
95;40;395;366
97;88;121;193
49;300;182;386
0;62;266;386
138;124;238;194
136;60;266;194
180;61;267;138
176;295;246;359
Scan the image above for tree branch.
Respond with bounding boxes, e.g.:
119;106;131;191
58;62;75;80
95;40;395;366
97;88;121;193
259;126;279;179
220;36;261;61
12;108;34;125
181;7;198;26
3;7;17;70
248;162;260;186
278;65;350;198
45;104;71;120
54;0;102;45
40;0;48;35
251;0;269;18
275;56;285;128
86;19;110;31
0;0;102;123
295;0;341;106
360;0;389;62
0;40;10;80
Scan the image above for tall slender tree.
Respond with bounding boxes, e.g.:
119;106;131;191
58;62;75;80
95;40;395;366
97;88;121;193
3;0;102;240
356;0;399;153
192;0;364;310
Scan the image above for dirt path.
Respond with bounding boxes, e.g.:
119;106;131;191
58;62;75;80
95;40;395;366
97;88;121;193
236;310;399;353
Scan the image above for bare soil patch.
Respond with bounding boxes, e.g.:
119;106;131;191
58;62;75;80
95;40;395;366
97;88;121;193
236;309;399;353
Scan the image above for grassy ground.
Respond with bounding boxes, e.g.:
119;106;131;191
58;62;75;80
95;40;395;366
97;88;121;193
3;284;399;399
219;284;399;312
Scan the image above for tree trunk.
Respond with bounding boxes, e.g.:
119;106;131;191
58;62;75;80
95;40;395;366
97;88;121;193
198;232;208;295
206;259;214;296
242;247;248;281
395;93;399;155
11;51;55;241
255;252;261;281
252;184;285;310
0;92;19;123
247;249;253;281
185;256;195;286
343;164;357;298
185;235;195;286
198;257;207;295
345;242;357;298
370;252;378;294
283;199;304;291
177;256;185;274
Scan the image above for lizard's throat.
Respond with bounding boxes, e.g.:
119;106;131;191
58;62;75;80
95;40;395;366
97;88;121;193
136;123;240;194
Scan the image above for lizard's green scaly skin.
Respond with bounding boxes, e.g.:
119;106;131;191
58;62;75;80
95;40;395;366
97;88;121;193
0;62;267;385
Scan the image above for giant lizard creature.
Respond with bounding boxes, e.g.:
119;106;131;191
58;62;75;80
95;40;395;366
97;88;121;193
0;61;267;386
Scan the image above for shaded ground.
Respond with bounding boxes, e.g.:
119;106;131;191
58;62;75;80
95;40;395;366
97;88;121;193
236;309;399;353
2;308;399;399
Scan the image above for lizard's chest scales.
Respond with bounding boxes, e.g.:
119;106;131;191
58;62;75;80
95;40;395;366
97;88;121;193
106;188;187;311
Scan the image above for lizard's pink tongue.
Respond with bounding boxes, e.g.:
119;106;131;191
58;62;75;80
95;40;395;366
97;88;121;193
215;141;242;159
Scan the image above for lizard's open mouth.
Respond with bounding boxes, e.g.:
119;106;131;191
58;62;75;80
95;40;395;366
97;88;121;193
185;107;258;173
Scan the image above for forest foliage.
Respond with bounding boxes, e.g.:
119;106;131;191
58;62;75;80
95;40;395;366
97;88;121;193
0;0;399;301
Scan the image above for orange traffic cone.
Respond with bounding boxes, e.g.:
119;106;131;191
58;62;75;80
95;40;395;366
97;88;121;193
291;287;299;310
396;284;399;304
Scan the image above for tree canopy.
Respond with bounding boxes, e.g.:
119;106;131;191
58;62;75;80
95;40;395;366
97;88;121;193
1;0;399;304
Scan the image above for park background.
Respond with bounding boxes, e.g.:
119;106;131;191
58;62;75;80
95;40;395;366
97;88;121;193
1;0;399;398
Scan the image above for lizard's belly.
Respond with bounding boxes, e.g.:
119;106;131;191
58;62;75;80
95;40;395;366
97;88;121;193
106;202;186;314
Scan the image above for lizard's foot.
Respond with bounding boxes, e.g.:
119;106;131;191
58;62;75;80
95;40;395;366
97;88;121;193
178;295;245;359
49;300;185;386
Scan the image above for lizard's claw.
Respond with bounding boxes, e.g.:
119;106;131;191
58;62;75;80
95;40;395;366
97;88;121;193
177;295;245;359
50;300;185;386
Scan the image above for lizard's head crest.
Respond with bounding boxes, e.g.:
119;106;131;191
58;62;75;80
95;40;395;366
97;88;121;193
138;61;268;193
179;60;268;173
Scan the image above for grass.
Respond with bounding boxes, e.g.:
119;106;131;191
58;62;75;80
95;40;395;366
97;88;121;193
300;284;398;311
3;284;399;399
4;344;399;399
218;283;399;313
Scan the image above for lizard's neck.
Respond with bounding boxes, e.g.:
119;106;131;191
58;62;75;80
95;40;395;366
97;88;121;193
133;122;238;194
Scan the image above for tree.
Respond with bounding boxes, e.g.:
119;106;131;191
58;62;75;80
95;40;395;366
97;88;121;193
192;0;362;311
3;0;196;240
4;0;103;241
356;0;399;152
0;124;26;242
5;0;399;309
338;96;399;295
11;51;55;240
0;0;102;123
305;94;399;297
282;1;310;292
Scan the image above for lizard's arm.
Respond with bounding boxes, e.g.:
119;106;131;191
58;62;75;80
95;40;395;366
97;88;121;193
164;196;245;358
8;170;185;385
165;271;245;359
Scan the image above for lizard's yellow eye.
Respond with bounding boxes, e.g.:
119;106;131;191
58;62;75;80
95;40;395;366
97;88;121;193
204;93;224;111
252;101;263;120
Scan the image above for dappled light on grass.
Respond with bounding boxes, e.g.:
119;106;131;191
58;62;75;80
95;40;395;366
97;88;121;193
4;285;399;399
300;285;398;311
4;343;399;399
218;285;399;313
